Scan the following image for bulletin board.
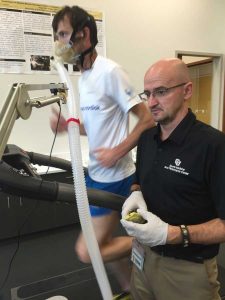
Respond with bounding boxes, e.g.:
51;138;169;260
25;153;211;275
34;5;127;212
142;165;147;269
0;0;106;75
0;0;105;161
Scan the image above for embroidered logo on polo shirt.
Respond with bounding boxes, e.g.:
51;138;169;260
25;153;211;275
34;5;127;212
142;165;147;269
164;158;189;176
175;158;181;166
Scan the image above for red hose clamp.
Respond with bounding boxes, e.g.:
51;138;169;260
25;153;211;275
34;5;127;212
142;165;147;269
66;118;80;125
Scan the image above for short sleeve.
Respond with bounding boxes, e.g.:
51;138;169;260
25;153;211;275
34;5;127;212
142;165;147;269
106;66;141;113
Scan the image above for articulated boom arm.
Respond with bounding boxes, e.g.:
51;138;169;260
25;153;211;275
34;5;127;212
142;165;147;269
0;83;67;159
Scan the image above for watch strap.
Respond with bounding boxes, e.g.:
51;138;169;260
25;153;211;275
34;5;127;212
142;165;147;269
180;224;190;247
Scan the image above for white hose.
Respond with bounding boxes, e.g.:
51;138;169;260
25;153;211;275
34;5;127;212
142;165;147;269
53;59;113;300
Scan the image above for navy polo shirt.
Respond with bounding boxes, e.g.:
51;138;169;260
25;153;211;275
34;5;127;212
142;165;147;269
135;110;225;261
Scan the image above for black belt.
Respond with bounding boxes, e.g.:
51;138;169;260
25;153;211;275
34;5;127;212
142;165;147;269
151;246;204;264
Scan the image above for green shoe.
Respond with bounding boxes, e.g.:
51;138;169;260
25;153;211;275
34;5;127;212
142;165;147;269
112;291;131;300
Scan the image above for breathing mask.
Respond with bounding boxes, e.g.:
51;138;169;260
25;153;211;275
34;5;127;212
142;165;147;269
54;40;80;65
54;39;94;67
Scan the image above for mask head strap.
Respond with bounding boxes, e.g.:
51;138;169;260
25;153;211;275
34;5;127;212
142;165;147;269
70;15;94;68
70;16;91;43
74;46;94;68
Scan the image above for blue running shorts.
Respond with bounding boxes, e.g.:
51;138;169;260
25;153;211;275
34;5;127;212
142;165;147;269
86;173;134;217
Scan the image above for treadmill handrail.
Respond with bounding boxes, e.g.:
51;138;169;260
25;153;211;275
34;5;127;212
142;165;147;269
0;159;124;211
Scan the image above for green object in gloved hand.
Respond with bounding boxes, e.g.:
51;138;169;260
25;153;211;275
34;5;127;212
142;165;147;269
125;211;147;224
113;291;132;300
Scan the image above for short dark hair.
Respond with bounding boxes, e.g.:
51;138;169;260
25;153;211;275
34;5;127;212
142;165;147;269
52;6;98;48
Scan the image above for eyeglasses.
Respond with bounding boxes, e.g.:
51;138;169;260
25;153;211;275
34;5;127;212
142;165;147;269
55;28;85;44
138;82;187;101
55;31;73;43
55;32;82;43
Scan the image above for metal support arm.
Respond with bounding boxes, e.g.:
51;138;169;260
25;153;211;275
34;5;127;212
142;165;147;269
0;83;67;159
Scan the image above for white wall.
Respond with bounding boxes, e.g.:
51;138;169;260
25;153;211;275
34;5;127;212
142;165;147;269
1;0;225;160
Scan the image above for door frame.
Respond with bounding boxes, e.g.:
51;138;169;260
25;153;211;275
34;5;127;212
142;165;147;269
175;50;224;131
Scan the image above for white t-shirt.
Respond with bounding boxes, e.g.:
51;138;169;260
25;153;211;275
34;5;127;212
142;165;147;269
79;55;141;183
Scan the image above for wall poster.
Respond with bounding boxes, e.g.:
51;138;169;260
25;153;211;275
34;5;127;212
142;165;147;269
0;0;105;74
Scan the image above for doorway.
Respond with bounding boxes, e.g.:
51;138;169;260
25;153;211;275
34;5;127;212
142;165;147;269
175;51;224;131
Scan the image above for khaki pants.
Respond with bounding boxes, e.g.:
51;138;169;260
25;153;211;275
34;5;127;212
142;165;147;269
130;246;221;300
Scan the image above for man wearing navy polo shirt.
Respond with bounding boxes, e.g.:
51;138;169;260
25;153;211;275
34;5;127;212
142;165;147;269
121;58;225;300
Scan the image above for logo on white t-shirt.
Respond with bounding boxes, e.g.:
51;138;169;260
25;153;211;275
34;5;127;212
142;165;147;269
125;88;132;96
81;105;100;111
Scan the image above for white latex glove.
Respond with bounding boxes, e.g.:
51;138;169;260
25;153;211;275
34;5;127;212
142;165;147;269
121;208;168;247
121;191;147;219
